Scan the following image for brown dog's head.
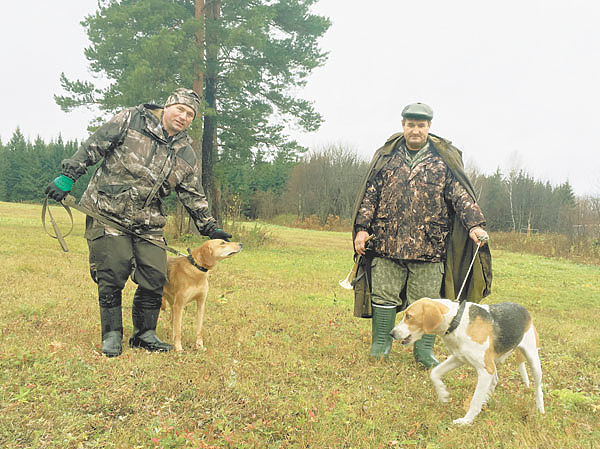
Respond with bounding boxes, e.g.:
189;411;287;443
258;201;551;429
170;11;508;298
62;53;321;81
193;239;242;270
390;298;449;345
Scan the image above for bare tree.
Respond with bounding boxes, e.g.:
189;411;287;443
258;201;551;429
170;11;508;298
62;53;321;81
283;143;369;222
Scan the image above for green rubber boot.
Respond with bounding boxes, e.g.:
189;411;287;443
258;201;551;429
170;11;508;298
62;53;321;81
369;305;396;360
413;334;439;368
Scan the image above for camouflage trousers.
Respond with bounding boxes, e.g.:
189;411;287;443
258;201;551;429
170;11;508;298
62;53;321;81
370;257;444;309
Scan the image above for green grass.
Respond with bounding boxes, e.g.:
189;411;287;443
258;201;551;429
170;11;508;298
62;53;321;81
1;201;599;449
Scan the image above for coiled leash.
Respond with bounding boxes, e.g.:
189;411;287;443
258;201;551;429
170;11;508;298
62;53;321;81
42;194;187;257
42;195;73;252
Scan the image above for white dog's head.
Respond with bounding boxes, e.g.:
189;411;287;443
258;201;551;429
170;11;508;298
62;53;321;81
390;298;449;345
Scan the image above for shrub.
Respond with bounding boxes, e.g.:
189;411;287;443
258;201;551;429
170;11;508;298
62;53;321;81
491;232;600;265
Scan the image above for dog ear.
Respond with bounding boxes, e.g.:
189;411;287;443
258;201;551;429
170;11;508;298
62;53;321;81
422;301;443;334
199;241;213;263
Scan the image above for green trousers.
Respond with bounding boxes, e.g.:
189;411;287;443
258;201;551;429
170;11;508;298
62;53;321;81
370;257;444;308
370;257;443;367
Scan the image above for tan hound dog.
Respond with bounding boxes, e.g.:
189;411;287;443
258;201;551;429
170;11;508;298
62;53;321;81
161;239;242;352
390;297;544;425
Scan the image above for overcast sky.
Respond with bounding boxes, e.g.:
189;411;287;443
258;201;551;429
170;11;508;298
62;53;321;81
1;0;599;195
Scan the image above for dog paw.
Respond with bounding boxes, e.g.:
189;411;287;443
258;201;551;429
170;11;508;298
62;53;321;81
195;343;207;351
453;417;473;426
435;389;451;403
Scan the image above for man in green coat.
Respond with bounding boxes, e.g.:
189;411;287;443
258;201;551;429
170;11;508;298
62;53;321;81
352;102;492;367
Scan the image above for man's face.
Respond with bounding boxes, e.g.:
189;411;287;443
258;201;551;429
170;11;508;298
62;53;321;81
402;119;431;150
162;104;195;136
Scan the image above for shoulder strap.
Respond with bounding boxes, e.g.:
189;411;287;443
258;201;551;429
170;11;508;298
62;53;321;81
141;148;174;209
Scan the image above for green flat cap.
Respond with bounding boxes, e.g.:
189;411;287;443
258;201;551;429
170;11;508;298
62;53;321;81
401;102;433;120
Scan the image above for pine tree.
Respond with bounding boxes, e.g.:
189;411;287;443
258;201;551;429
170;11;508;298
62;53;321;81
54;0;330;217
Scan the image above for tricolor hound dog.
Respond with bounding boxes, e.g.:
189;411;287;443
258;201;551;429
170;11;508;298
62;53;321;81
390;297;544;425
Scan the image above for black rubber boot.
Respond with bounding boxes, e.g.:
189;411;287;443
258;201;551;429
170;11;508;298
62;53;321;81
369;305;396;360
413;334;439;368
99;291;123;358
128;287;172;352
99;306;123;357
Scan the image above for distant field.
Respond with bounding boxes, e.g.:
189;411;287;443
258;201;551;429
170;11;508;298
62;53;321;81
1;201;599;449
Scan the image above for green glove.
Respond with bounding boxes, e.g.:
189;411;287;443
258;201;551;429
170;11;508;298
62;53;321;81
45;175;74;202
209;228;232;241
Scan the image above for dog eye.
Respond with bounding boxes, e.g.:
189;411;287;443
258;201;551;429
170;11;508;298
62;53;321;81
405;313;411;320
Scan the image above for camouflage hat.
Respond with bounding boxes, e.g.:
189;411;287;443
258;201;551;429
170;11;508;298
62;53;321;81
401;102;433;121
165;88;201;117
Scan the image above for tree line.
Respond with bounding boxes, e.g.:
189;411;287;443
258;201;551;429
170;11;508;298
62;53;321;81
468;167;597;237
1;129;598;239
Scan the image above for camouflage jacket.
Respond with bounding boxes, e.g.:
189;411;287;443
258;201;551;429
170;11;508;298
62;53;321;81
354;136;486;262
61;104;217;238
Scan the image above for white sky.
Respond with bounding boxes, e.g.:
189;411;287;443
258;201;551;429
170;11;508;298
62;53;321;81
1;0;599;196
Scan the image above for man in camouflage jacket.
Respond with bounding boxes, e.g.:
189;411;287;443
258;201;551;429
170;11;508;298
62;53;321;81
45;88;231;357
352;103;491;366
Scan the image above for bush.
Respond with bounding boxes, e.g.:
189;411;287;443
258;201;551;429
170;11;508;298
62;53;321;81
223;220;272;248
491;232;600;265
289;214;352;232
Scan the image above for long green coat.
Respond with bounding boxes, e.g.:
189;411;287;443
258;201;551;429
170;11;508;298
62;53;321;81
351;132;492;318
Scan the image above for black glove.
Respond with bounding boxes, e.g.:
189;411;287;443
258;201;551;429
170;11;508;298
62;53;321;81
45;175;74;202
209;228;232;241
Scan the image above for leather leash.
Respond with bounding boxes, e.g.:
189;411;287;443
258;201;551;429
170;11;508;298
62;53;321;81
42;195;73;252
42;194;187;257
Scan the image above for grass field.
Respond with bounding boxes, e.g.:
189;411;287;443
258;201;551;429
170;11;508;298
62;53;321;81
1;201;599;449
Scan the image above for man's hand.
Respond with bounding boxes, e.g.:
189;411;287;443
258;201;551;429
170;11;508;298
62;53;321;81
45;175;74;202
469;226;489;245
354;230;370;256
209;228;232;241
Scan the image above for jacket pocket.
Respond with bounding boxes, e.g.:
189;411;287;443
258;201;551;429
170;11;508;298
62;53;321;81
96;184;132;217
425;220;449;249
130;208;167;229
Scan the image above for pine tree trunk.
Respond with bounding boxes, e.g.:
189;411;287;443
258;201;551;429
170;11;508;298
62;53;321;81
201;0;221;223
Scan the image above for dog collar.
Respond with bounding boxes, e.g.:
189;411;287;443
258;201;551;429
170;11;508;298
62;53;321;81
445;300;467;335
186;247;209;272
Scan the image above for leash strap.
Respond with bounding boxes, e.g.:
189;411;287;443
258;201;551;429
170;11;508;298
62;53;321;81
445;240;484;335
42;194;186;256
42;196;73;252
455;241;482;301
